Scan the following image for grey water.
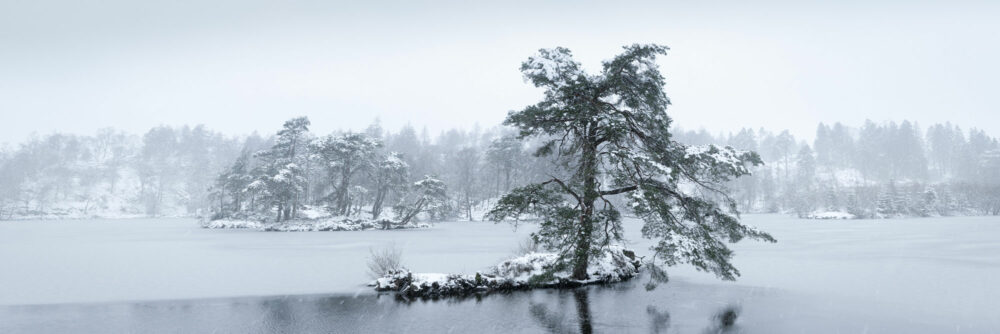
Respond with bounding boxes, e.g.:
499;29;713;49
2;215;999;333
0;280;929;333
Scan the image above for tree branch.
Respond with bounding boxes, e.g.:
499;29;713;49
542;177;582;205
599;185;638;196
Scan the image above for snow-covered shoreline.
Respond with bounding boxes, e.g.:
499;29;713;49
201;217;430;232
1;212;191;221
370;245;641;298
804;211;856;220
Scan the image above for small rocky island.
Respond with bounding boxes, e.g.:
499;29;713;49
370;246;641;298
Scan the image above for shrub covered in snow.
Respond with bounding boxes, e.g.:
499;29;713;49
513;236;541;256
367;246;404;279
370;245;641;298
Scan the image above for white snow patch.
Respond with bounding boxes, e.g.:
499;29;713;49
202;219;263;229
203;215;429;232
806;211;856;220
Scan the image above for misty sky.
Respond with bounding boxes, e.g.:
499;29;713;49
2;0;998;145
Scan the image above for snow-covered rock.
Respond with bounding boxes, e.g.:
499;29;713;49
370;245;641;298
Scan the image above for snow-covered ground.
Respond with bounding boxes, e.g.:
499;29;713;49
202;217;430;232
805;211;856;219
2;215;1000;332
201;205;430;232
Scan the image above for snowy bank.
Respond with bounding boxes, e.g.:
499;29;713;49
2;211;152;221
370;246;641;298
201;217;429;232
805;211;856;220
1;205;182;221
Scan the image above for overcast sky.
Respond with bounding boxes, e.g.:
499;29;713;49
2;0;998;145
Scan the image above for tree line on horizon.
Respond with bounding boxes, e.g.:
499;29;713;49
0;119;998;220
675;120;1000;217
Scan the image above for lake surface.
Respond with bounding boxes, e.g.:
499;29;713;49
1;215;999;333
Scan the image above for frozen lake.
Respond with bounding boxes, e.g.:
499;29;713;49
2;215;999;333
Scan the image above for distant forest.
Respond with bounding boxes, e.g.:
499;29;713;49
1;119;998;220
676;121;1000;217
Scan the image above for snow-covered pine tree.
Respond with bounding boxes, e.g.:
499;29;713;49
485;44;774;282
891;182;913;216
821;187;840;213
452;147;480;221
209;151;253;217
982;149;1000;184
253;117;311;221
313;133;381;216
773;130;795;184
814;123;832;167
918;187;937;217
485;136;524;196
137;127;180;215
876;181;897;218
394;175;449;225
845;192;864;218
792;145;817;216
369;152;409;220
725;129;762;211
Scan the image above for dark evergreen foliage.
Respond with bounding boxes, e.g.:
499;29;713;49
485;44;774;281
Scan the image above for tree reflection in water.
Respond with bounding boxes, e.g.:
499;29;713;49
646;305;671;334
702;305;742;334
529;288;674;334
529;289;591;334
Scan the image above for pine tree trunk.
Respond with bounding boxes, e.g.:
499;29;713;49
504;167;511;192
335;167;351;215
465;192;472;221
371;187;385;220
495;169;501;198
233;192;241;212
399;198;426;225
571;136;599;280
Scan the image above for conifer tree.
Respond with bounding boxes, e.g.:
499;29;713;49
486;44;774;281
254;117;311;221
486;136;524;195
369;152;409;220
313;133;381;215
394;175;449;225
